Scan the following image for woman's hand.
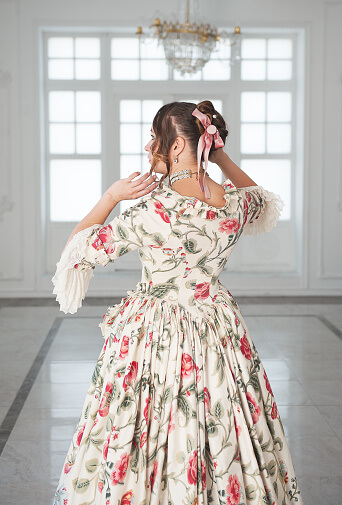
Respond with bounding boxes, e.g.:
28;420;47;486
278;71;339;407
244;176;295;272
104;171;159;205
209;147;228;166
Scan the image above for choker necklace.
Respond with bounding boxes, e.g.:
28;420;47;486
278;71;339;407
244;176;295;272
169;168;205;187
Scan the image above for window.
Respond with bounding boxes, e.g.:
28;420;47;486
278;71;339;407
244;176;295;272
42;29;302;276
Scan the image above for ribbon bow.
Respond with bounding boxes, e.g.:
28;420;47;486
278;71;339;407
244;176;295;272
192;108;224;198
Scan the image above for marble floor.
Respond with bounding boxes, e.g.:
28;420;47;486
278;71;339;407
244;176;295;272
0;296;342;504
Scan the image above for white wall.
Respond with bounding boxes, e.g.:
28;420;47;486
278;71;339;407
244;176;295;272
0;0;341;297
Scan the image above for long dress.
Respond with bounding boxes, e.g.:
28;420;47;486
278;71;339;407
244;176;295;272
51;179;304;505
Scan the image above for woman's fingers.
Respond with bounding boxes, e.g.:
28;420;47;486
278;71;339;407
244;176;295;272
135;181;159;197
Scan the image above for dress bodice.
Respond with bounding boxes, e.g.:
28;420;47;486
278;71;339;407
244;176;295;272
52;179;285;316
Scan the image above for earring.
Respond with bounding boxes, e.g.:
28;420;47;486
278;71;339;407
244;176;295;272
174;155;179;163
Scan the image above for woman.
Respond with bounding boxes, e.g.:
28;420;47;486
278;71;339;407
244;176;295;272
52;101;304;505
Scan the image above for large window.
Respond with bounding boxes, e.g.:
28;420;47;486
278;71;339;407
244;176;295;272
42;29;302;275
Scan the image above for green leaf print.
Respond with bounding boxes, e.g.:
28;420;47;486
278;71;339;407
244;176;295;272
151;232;167;246
176;451;186;463
213;400;224;420
182;238;201;254
186;434;195;453
117;245;131;257
150;282;179;299
75;478;90;494
268;459;276;476
85;458;99;473
118;394;133;412
274;436;284;451
117;223;128;240
206;419;218;437
246;484;256;500
163;386;173;404
177;396;191;425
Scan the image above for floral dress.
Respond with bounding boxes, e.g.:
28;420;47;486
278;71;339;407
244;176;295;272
51;179;304;505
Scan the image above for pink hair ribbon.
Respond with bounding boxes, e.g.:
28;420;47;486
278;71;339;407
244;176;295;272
192;108;224;198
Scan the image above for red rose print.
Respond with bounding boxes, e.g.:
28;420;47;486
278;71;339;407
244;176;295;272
99;382;113;417
201;459;206;491
120;490;134;505
181;353;194;379
111;452;129;485
240;335;252;360
97;224;116;254
64;461;73;474
246;392;261;424
263;370;274;397
187;450;197;485
103;435;110;460
194;282;210;301
119;335;129;360
140;431;147;448
144;396;152;422
226;474;241;505
168;404;175;433
206;209;216;220
154;201;170;223
234;415;242;438
123;361;138;391
271;401;278;420
204;387;211;414
218;217;241;234
91;237;105;251
98;481;103;493
149;460;158;492
76;423;86;446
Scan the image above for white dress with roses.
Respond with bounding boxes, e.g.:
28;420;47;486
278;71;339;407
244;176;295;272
51;179;304;505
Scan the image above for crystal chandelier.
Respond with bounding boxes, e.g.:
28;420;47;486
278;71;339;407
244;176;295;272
136;0;242;76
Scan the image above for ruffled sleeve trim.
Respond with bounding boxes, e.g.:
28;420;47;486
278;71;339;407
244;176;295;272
51;224;104;314
239;185;285;235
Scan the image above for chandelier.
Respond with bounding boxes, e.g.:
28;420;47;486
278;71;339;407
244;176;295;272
136;0;242;76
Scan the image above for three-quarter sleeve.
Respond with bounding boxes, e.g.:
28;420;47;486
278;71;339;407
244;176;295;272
237;185;285;235
52;198;159;314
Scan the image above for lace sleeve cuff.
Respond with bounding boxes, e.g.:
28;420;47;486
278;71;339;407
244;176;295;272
242;186;285;236
51;224;107;314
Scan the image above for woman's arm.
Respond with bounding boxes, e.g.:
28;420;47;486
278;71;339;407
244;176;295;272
62;171;158;254
210;149;258;188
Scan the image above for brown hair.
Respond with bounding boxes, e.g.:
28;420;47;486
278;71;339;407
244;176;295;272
149;100;228;187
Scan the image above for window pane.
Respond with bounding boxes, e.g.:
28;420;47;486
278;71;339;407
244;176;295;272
111;60;140;80
240;158;291;220
111;38;139;58
203;60;230;80
76;92;101;122
211;100;222;114
141;60;168;80
267;60;292;80
120;155;142;178
48;59;74;79
241;60;266;80
49;91;74;122
241;39;266;59
50;159;101;222
120;124;141;153
76;124;101;154
241;92;266;122
121;100;141;123
241;124;265;154
142;100;163;123
140;39;165;59
48;37;73;58
268;39;292;59
75;60;100;80
49;124;75;154
267;124;291;153
142;123;152;151
267;92;292;122
75;37;100;58
212;40;231;59
207;161;223;184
